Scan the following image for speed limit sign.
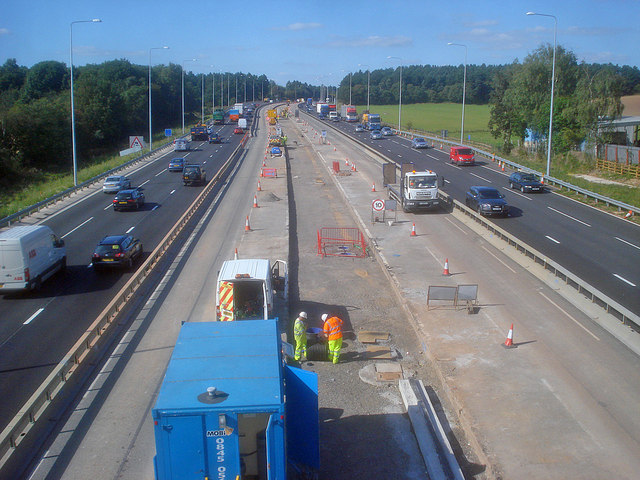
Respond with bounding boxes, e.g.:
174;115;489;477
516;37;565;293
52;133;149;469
372;199;385;211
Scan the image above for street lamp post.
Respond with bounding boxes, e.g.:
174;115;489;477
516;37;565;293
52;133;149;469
349;72;352;105
209;66;215;115
201;73;205;123
182;59;196;134
70;18;101;186
527;11;557;177
448;42;467;144
359;64;370;113
149;46;169;152
388;56;403;131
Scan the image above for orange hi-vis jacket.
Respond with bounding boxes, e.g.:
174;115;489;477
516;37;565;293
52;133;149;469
323;316;343;341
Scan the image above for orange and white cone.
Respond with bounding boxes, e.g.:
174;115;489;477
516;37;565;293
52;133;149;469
253;194;259;208
352;163;357;172
443;258;450;276
371;183;376;192
345;158;349;166
245;215;251;231
503;324;515;348
501;163;505;172
540;175;545;185
625;210;633;218
234;248;238;260
334;146;337;151
257;180;262;191
410;223;417;237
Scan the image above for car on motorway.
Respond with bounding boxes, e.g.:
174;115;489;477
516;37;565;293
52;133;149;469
355;124;364;132
465;186;509;217
411;137;429;149
102;175;131;193
208;132;221;143
508;171;544;193
381;127;393;136
91;234;143;271
271;146;282;157
182;164;207;186
112;188;145;211
370;130;383;140
233;127;243;134
168;158;185;172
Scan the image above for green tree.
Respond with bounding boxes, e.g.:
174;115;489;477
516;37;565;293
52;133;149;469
21;61;68;102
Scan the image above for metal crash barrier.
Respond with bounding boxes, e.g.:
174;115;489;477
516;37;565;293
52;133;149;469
427;284;479;311
317;227;367;258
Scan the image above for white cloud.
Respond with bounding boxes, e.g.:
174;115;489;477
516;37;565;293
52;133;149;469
0;28;10;35
325;35;412;48
276;22;323;31
465;19;498;27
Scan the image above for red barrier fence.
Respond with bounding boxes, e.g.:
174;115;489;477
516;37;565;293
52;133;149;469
317;227;367;258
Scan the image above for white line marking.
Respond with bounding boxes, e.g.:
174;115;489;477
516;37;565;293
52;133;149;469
87;263;93;268
170;189;176;195
481;246;517;273
539;292;600;340
139;179;150;187
613;274;636;287
547;207;591;227
545;235;560;244
126;226;135;233
62;217;94;238
505;188;532;200
24;308;44;325
615;236;640;251
155;169;167;177
444;217;468;235
103;203;112;211
469;172;492;182
152;205;159;211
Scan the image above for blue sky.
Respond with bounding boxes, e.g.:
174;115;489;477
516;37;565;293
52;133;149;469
1;0;638;85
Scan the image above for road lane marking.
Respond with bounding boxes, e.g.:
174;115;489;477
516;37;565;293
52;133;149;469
152;205;159;211
613;274;636;287
126;226;135;233
547;207;591;227
505;188;532;201
545;235;560;244
615;236;640;251
139;180;150;187
62;217;94;238
24;308;44;325
445;217;468;235
155;169;167;177
539;292;600;341
481;246;517;273
469;172;492;182
103;203;112;211
170;189;176;195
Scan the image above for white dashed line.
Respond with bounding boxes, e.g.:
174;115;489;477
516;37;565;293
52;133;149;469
545;235;560;244
155;169;167;177
613;274;636;287
547;207;591;227
62;217;94;238
615;236;640;251
126;226;135;234
469;172;492;183
24;308;44;325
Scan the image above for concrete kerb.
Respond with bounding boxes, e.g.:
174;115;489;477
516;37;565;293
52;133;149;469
288;116;495;477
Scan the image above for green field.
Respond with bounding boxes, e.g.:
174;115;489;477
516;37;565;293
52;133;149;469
357;103;494;147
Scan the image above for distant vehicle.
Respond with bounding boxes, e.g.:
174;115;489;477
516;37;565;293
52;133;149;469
190;124;208;141
238;118;248;130
212;109;225;125
450;146;475;166
92;234;143;271
0;225;66;292
328;111;339;122
381;127;393;136
509;172;544;193
370;130;383;140
174;138;189;152
102;175;131;193
465;186;509;217
208;133;221;144
341;105;358;122
234;127;244;134
168;158;185;171
112;188;145;211
229;109;240;123
367;113;381;130
355;124;365;132
411;137;429;149
182;164;206;186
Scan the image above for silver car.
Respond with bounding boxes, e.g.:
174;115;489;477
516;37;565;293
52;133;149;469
381;127;393;136
102;175;131;193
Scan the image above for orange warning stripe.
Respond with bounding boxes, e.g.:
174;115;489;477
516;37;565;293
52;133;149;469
219;281;234;321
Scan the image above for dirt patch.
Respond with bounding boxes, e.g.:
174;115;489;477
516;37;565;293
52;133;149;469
622;95;640;116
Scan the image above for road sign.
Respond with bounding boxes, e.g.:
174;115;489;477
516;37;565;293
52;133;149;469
129;136;146;149
321;130;327;138
165;128;172;137
372;199;385;211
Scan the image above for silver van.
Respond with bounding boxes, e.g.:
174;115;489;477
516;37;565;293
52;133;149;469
174;139;189;152
0;225;66;292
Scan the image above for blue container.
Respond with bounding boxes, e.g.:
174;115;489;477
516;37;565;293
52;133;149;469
152;320;318;480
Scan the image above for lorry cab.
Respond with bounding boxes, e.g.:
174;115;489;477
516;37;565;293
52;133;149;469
216;258;288;321
450;146;475;166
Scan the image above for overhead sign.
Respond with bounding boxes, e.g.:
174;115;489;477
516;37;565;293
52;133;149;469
372;199;385;211
129;136;146;149
165;128;172;137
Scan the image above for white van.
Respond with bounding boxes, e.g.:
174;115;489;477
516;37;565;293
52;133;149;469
0;225;66;292
174;138;189;152
216;258;287;321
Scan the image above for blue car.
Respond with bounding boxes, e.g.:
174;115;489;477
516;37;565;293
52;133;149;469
370;130;383;140
411;137;429;149
465;186;509;217
271;146;282;156
168;158;185;172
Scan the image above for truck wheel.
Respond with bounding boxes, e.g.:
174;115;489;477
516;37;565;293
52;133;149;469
520;185;525;193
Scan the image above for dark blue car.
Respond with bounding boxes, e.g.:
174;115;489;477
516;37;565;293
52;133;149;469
509;172;544;193
168;158;185;172
465;186;509;217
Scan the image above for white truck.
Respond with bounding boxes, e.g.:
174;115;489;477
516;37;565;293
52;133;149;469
0;225;66;292
234;102;244;115
216;258;287;321
238;118;247;130
385;163;443;212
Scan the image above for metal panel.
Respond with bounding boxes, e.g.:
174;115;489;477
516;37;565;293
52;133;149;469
382;162;396;186
285;365;320;469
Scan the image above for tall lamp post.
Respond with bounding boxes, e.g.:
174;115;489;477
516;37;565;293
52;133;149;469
527;11;557;177
70;18;101;186
201;73;205;123
387;56;403;131
358;63;370;113
209;66;215;115
448;42;467;144
148;46;169;152
181;59;196;134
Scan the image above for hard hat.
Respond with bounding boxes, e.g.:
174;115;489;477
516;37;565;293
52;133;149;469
299;311;307;319
321;314;328;321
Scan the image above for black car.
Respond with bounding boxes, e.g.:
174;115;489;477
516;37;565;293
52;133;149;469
208;133;221;143
508;172;544;193
465;186;509;217
112;188;145;211
92;234;143;270
183;164;206;186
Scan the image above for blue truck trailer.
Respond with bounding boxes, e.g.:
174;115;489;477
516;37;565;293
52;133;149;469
152;320;319;480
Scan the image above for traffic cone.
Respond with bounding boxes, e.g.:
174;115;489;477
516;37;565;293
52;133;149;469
410;223;417;237
352;163;357;172
253;194;259;208
625;210;633;218
503;324;515;348
371;183;376;192
501;163;505;172
345;158;349;166
234;248;238;260
245;215;251;231
334;146;337;151
540;175;544;185
257;180;262;191
442;258;450;276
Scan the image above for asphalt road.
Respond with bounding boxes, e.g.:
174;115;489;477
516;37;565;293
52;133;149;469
0;121;248;432
307;108;640;317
